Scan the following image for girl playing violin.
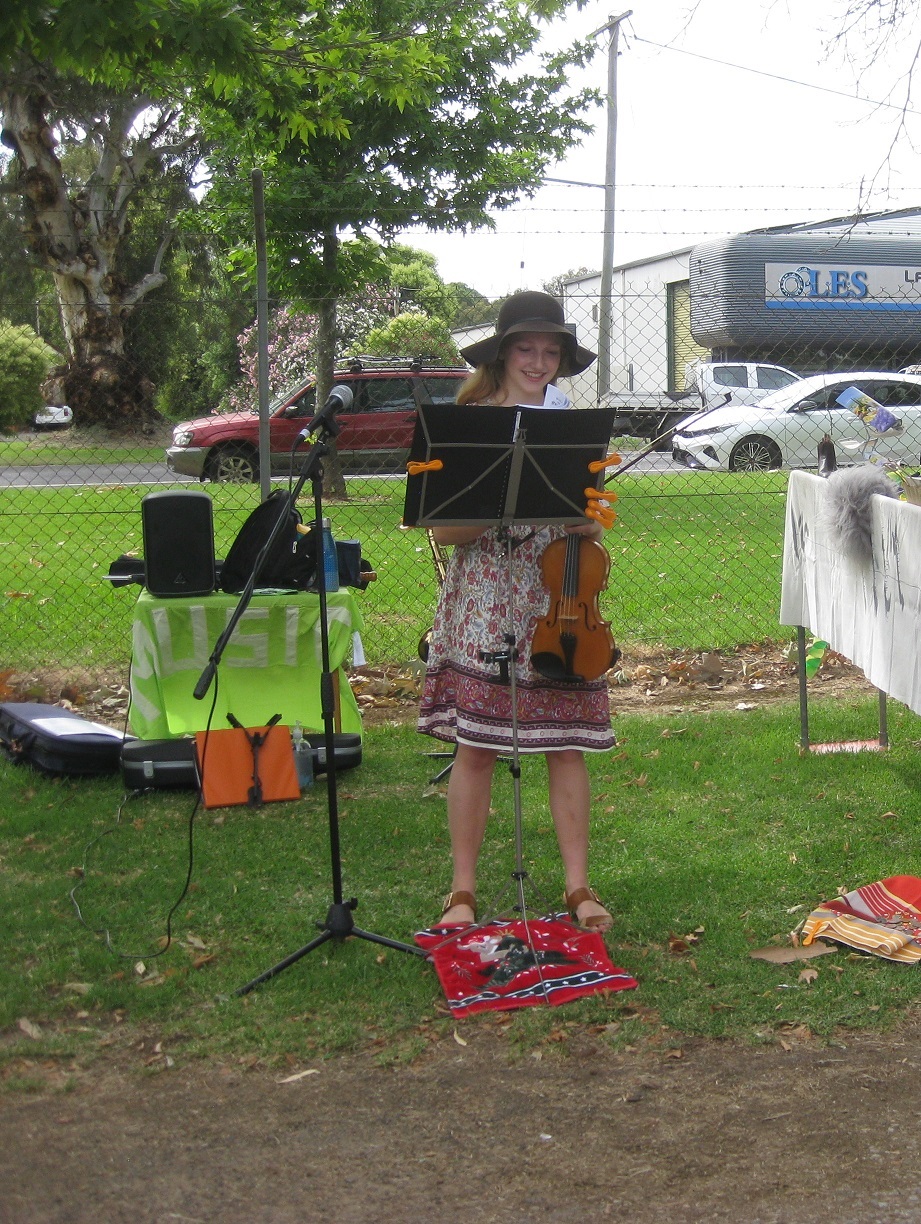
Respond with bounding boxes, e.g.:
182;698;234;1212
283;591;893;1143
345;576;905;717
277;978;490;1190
418;290;616;932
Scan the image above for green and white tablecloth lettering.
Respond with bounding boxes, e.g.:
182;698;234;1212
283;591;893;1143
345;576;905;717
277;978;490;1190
129;589;363;739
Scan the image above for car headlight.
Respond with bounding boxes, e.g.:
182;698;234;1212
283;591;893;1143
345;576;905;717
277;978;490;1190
172;429;194;447
679;423;732;438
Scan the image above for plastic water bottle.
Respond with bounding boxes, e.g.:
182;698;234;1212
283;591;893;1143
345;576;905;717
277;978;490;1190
321;518;339;592
291;720;314;789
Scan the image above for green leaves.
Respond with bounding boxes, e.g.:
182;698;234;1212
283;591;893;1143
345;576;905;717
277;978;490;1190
804;639;829;679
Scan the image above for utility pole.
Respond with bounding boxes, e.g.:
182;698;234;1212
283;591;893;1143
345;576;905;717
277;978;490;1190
594;11;632;400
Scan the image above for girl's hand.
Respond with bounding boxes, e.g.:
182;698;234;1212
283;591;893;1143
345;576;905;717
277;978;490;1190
565;521;604;541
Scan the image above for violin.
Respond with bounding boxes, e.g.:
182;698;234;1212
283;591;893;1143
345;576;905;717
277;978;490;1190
531;533;620;683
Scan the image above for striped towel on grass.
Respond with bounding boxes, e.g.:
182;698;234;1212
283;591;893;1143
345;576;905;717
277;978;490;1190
802;875;921;963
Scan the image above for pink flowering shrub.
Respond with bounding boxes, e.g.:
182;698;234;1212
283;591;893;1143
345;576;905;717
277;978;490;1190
220;290;392;413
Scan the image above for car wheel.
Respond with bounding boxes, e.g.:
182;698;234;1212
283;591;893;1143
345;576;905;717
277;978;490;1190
728;436;782;472
207;444;258;483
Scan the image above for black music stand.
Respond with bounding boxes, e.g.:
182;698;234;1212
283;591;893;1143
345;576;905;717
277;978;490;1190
405;403;616;923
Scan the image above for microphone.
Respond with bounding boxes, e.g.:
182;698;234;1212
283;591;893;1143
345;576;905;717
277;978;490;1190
296;384;353;443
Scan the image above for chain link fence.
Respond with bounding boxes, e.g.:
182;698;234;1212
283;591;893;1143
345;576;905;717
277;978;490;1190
2;280;913;679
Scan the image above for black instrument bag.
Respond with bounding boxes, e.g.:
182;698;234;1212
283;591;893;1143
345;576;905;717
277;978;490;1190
0;702;132;776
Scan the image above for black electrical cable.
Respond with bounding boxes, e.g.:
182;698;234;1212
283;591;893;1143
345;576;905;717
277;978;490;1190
69;667;221;960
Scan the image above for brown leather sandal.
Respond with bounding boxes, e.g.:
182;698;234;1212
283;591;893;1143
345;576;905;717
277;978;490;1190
436;890;477;926
565;886;613;934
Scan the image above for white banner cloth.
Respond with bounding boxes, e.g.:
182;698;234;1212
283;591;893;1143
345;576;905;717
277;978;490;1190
780;470;921;716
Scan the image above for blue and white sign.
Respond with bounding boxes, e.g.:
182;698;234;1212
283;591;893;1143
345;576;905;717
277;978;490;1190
766;263;921;311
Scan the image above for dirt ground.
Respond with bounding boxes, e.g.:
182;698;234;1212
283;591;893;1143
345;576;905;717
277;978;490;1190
4;646;915;1223
2;638;873;727
4;1018;921;1223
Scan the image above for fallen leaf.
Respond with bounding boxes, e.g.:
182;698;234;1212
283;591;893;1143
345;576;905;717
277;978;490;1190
799;967;819;984
622;772;648;788
453;1029;468;1046
750;941;837;964
277;1069;320;1083
18;1017;42;1040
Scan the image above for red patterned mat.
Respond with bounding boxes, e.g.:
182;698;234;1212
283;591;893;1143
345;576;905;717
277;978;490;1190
415;916;638;1016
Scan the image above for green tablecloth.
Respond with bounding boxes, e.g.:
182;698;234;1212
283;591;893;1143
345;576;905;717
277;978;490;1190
129;589;364;739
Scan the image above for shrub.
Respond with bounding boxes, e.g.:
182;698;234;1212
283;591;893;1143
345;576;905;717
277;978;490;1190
358;312;462;366
0;320;57;432
219;293;393;414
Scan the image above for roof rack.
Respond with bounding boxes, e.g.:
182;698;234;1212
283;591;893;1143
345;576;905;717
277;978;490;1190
341;355;448;374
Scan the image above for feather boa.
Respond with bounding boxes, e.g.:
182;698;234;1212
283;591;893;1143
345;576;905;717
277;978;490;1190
821;464;899;562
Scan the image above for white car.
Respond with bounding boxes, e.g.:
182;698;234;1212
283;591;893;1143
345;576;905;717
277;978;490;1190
33;404;73;430
672;372;921;472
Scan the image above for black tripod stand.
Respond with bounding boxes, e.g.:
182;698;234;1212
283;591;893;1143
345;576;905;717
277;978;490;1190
193;391;424;997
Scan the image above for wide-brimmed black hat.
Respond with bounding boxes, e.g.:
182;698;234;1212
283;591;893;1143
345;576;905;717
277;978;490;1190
460;290;596;375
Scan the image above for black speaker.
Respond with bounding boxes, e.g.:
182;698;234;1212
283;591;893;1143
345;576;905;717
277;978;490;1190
141;491;215;597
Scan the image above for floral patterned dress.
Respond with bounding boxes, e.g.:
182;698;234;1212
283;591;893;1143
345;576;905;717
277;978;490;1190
417;524;615;753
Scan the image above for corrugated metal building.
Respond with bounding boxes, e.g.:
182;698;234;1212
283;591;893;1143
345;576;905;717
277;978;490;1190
561;207;921;403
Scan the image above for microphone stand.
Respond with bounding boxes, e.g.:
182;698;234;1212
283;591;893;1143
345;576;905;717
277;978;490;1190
234;415;424;996
194;392;348;700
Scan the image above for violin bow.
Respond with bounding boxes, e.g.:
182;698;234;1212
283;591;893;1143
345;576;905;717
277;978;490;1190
601;395;733;487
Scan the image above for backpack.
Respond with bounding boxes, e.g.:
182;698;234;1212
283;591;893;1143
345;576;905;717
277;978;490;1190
219;491;317;593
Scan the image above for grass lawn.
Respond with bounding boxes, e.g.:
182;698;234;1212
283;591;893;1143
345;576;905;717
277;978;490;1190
0;470;792;669
4;692;921;1075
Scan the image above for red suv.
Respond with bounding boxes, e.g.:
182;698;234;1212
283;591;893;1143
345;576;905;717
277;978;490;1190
166;358;467;481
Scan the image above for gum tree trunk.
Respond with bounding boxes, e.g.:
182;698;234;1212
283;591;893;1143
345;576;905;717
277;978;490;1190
1;77;175;429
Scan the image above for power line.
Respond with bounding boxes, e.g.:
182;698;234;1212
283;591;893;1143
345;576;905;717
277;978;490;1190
633;36;921;120
544;178;920;192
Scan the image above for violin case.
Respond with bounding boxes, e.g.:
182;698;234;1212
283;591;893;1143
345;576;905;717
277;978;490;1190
303;731;363;775
0;702;133;776
118;731;362;791
120;738;200;789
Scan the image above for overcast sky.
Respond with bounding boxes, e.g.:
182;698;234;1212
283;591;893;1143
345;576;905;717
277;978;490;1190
403;0;921;299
